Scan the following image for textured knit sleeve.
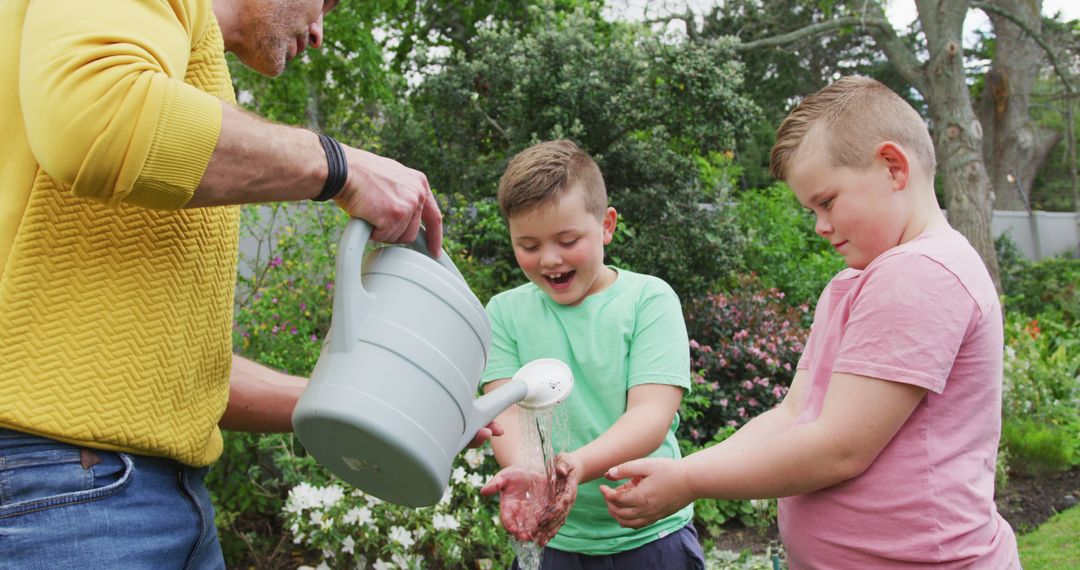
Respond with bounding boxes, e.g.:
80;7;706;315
19;0;222;209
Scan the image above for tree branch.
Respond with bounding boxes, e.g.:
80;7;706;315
734;12;926;93
972;1;1075;97
734;16;888;50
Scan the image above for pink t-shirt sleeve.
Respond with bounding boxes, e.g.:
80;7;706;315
832;253;978;394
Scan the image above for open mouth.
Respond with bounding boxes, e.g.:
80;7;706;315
543;271;575;288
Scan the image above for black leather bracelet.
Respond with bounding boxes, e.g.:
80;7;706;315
313;133;348;202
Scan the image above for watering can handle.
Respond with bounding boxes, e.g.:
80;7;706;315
330;218;469;353
329;219;376;353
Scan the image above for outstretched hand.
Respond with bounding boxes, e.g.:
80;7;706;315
599;457;692;529
480;453;581;546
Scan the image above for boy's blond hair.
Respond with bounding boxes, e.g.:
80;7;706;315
769;76;936;181
498;140;607;219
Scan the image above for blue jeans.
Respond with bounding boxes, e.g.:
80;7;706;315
0;429;224;569
514;523;707;570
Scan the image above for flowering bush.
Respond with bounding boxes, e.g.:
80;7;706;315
283;448;511;569
680;276;809;446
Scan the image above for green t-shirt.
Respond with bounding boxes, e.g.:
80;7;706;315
481;267;694;555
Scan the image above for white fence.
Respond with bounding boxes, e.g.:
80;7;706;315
991;210;1080;260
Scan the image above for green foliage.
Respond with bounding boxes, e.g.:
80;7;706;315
997;233;1080;327
440;196;523;305
681;428;778;537
1001;311;1080;475
728;184;845;309
377;5;758;299
228;2;397;136
1018;505;1080;569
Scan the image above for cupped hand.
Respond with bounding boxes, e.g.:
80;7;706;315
334;146;443;255
481;454;582;546
599;457;692;529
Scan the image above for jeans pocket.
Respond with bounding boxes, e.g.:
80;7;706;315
0;439;132;519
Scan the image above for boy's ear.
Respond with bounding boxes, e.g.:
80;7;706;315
602;207;617;245
877;142;910;192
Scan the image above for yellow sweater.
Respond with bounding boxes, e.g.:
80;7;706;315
1;0;238;466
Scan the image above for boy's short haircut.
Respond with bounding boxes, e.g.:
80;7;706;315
769;76;936;181
498;140;607;219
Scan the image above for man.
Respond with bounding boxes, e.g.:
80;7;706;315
0;1;493;567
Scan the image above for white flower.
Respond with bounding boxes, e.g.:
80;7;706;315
237;90;254;106
342;506;373;527
393;553;420;569
467;473;484;488
432;513;460;531
438;488;452;506
389;525;415;549
315;563;331;570
342;535;356;555
321;548;335;559
309;511;324;527
464;448;485;469
452;466;468;484
285;483;345;514
373;559;394;570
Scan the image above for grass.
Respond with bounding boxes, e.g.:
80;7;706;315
1018;506;1080;569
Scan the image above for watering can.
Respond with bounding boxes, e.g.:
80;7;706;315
292;218;573;507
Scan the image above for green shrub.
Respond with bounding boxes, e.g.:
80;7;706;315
1001;311;1080;475
1001;419;1077;475
996;233;1080;325
377;7;757;300
728;184;844;310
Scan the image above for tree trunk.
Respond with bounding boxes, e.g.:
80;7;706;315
917;0;1003;291
977;0;1063;211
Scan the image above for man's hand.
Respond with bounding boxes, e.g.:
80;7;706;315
599;457;693;529
334;147;443;255
466;421;504;449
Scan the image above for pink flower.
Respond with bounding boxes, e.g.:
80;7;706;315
689;339;700;349
772;386;784;398
719;398;728;407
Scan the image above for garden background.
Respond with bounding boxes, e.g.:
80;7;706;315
215;1;1080;568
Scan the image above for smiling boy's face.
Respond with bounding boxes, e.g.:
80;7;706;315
508;186;617;306
786;142;910;270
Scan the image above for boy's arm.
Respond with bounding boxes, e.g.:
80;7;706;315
484;378;525;468
560;383;684;483
602;372;925;528
681;372;925;498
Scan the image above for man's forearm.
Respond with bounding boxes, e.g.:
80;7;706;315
187;102;325;207
219;354;307;432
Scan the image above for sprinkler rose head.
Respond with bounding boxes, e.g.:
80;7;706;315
514;358;574;410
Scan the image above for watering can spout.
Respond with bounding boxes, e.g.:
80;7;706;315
459;358;574;450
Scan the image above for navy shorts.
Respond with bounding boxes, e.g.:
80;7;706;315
513;522;706;570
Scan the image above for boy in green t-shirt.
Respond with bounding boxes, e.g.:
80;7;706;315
478;140;704;568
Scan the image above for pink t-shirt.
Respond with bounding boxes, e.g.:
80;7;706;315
778;228;1019;569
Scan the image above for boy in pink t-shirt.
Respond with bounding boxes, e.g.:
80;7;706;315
599;76;1019;568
